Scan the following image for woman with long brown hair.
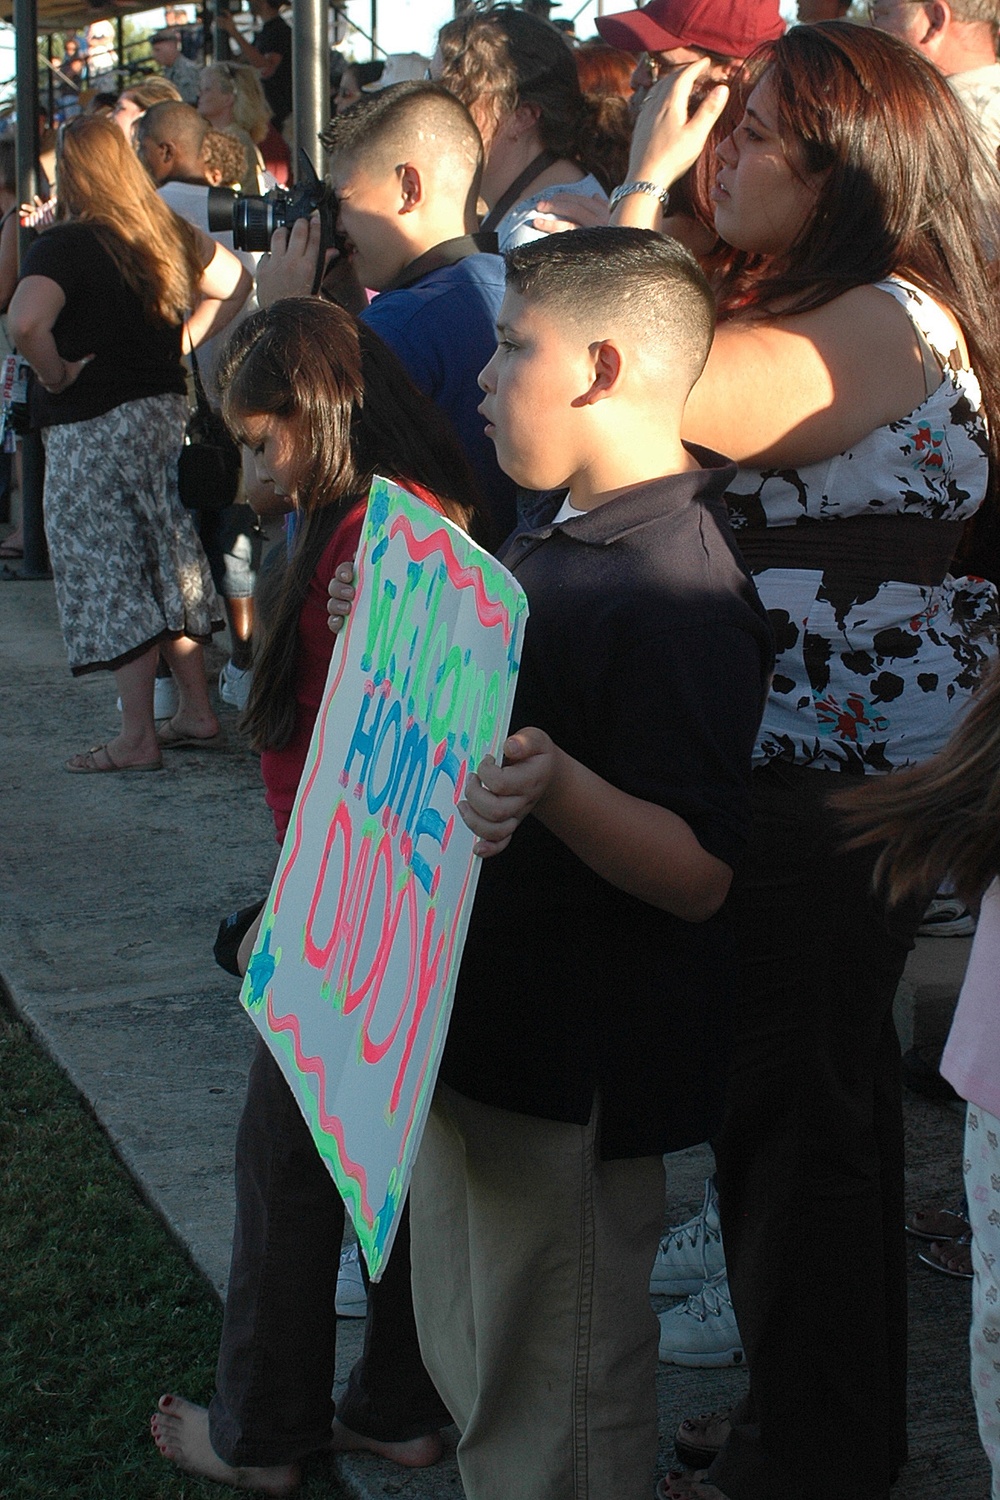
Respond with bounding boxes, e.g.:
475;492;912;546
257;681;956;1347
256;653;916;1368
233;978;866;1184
8;113;251;773
151;297;481;1491
432;3;620;250
607;21;1000;1500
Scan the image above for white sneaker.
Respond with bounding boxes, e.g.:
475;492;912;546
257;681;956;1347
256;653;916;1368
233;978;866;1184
917;894;977;937
658;1269;745;1368
116;675;179;720
219;660;252;712
651;1175;725;1295
336;1241;368;1318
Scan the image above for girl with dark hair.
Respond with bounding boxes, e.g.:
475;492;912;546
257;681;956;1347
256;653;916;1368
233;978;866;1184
433;3;618;249
609;22;1000;1500
228;300;479;823
150;297;480;1493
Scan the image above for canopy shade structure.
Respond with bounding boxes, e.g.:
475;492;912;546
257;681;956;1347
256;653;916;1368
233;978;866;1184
0;0;152;31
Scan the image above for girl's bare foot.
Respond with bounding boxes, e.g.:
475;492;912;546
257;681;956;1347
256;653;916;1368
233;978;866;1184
151;1394;300;1494
328;1417;444;1468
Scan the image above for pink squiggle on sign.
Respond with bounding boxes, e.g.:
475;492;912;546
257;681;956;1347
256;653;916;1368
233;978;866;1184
391;515;513;643
395;852;477;1158
274;551;368;915
267;990;374;1223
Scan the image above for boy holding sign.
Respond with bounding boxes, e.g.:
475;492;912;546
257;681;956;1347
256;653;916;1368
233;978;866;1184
406;229;774;1499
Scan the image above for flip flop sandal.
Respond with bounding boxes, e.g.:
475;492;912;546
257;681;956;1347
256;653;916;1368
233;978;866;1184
65;743;163;774
674;1409;732;1468
657;1471;731;1500
905;1205;970;1242
918;1232;973;1279
156;720;227;751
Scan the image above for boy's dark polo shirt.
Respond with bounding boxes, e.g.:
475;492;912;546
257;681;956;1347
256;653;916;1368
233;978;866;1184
441;448;775;1160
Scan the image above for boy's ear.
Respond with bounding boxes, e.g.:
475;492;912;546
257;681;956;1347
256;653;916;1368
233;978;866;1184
575;339;623;405
398;163;423;213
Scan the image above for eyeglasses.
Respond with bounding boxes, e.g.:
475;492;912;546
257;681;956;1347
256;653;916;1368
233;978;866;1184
866;1;927;23
637;47;732;80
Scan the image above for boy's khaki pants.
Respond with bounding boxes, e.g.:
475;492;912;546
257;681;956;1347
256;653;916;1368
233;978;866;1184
409;1082;665;1500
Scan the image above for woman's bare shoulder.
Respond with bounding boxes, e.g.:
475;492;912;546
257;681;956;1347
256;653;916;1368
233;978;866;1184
687;284;936;468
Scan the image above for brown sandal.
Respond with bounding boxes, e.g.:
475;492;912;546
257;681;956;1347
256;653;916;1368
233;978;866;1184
918;1232;973;1279
65;743;163;774
905;1205;970;1242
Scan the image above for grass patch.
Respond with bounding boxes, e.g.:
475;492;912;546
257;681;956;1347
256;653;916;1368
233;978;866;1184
0;994;347;1499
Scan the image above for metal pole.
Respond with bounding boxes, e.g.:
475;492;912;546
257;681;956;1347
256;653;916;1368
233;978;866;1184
370;0;377;60
213;3;228;64
293;0;329;172
46;33;54;124
12;0;47;580
116;16;124;91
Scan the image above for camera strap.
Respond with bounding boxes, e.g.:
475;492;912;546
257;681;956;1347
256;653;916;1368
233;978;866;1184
481;151;558;234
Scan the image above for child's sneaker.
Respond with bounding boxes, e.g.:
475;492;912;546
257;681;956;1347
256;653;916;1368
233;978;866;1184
117;675;179;720
219;660;253;712
650;1175;725;1295
335;1241;367;1318
917;893;976;937
657;1269;744;1368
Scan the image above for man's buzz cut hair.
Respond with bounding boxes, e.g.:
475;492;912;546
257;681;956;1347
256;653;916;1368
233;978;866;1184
504;228;716;393
138;99;207;151
319;81;483;190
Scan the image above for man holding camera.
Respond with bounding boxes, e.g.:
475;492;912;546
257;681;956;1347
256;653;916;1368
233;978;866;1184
256;81;518;542
137;100;259;708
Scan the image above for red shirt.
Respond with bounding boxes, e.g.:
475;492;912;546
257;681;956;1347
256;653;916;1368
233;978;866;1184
260;484;444;840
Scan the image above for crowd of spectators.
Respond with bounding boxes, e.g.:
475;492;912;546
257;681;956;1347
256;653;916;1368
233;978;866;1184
5;2;1000;1499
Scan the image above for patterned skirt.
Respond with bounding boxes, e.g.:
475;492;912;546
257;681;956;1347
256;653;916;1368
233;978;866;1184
42;394;223;675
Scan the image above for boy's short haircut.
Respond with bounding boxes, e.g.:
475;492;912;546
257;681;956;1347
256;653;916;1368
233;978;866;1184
320;81;484;193
505;227;716;391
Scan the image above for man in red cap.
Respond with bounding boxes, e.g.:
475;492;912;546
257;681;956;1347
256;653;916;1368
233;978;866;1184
596;0;784;112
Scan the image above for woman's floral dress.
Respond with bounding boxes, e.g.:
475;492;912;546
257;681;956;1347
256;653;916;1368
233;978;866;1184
725;278;998;773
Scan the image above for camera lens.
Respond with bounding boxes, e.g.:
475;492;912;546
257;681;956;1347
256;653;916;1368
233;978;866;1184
206;185;238;235
233;196;286;253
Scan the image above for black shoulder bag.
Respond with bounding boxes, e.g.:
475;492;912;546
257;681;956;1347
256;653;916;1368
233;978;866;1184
177;344;242;513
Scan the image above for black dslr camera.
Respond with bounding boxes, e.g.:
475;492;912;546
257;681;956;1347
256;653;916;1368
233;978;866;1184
207;150;341;293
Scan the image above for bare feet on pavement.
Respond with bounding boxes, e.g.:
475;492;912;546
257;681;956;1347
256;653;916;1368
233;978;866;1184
151;1394;300;1494
328;1417;444;1467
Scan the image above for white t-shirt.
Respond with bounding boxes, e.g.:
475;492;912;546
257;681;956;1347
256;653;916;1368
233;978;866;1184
158;180;258;402
552;496;588;525
949;62;1000;158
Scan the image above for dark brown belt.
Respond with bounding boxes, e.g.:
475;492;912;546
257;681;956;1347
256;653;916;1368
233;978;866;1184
733;515;967;587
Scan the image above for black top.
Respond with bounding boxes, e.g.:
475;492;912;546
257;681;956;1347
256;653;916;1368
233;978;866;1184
257;15;292;127
441;451;775;1159
21;222;187;428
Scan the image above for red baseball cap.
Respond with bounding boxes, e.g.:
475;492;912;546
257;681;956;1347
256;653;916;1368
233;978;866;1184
595;0;784;61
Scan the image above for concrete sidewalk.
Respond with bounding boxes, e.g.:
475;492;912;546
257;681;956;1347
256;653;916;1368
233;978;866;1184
0;576;990;1498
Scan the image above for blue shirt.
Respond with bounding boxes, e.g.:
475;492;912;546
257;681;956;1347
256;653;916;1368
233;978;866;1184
360;248;517;542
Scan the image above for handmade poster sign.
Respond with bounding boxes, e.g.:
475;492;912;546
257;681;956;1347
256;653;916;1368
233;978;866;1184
241;477;528;1279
